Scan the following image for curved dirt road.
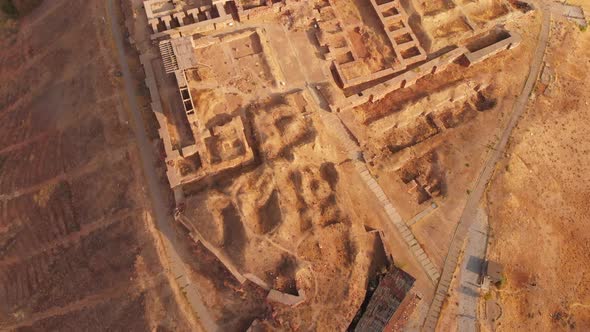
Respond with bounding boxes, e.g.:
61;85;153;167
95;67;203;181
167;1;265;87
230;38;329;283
423;2;552;330
105;1;217;331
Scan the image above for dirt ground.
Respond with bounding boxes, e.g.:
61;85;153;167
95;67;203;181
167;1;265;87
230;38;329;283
484;16;590;332
125;0;551;329
0;1;195;330
124;0;444;328
335;9;541;274
2;0;584;330
176;92;387;330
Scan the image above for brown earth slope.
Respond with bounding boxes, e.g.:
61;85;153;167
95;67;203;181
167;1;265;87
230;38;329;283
486;19;590;331
0;1;193;330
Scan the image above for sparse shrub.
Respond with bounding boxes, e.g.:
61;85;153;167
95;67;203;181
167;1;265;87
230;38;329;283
496;275;507;288
1;0;43;18
394;261;407;270
0;0;18;18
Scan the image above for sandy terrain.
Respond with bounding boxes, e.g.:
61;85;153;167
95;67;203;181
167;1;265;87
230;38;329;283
484;16;590;331
337;8;541;276
2;0;583;330
174;91;390;330
0;1;195;330
124;0;547;329
122;0;445;328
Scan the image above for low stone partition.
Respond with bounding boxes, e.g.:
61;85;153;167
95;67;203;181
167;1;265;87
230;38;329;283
144;0;234;40
465;31;522;65
319;0;427;90
177;215;307;307
139;53;182;187
334;63;398;90
235;0;288;21
329;29;522;112
267;289;306;307
369;0;426;67
177;215;247;283
330;47;467;112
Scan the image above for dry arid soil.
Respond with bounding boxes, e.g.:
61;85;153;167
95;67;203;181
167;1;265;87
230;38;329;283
1;0;590;331
0;1;195;330
485;13;590;332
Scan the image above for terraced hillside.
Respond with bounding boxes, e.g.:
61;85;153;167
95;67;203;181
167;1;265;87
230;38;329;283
0;0;193;330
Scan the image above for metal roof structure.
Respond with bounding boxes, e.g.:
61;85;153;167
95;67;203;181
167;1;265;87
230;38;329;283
354;267;415;332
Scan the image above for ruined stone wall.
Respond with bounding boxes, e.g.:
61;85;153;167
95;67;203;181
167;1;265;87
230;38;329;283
235;0;288;21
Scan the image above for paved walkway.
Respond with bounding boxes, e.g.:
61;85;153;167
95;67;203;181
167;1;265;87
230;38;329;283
316;107;441;284
106;1;217;331
457;208;489;331
422;2;552;330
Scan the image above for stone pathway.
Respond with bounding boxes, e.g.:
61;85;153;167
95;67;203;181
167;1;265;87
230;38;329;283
317;108;441;284
407;202;438;226
457;208;489;331
106;1;217;330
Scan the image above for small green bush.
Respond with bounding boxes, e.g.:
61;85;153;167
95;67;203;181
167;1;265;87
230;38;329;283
496;275;507;288
394;261;407;270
